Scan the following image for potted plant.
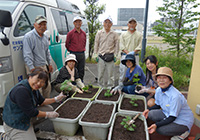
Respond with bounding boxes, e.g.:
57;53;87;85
118;94;147;114
95;88;122;104
72;84;101;100
108;112;149;140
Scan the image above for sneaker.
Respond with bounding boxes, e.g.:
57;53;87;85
171;131;190;140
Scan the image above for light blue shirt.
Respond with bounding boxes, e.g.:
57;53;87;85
23;29;51;70
155;86;194;131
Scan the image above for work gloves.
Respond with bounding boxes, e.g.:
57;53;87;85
93;53;99;62
76;78;85;89
54;92;66;102
135;85;149;94
110;83;123;94
46;112;59;119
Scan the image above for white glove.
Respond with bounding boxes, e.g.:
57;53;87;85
75;87;83;94
76;78;85;89
92;53;98;59
128;51;135;55
135;85;149;94
54;92;66;102
110;84;123;95
46;112;59;118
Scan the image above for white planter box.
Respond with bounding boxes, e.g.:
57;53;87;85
50;98;90;136
108;112;149;140
118;93;147;114
79;101;116;140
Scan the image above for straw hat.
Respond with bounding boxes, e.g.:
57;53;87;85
65;54;77;63
156;67;173;83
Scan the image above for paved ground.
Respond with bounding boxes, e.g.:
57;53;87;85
36;63;120;140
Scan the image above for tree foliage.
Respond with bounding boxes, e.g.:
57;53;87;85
152;0;200;57
83;0;106;59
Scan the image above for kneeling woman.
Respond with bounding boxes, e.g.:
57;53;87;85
143;67;194;140
3;68;65;140
121;54;148;97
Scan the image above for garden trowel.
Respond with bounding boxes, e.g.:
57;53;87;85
127;113;140;125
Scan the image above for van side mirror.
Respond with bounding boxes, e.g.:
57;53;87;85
0;10;12;46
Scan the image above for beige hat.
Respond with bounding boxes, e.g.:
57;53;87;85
65;54;77;63
156;67;173;83
128;17;137;24
35;15;47;24
73;16;82;22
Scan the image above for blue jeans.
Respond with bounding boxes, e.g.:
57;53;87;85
122;85;149;97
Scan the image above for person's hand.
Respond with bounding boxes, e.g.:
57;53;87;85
142;109;149;119
46;112;59;118
135;85;149;94
96;57;99;62
76;88;83;94
148;124;157;134
128;51;135;55
54;92;66;102
110;85;123;95
76;78;85;89
92;54;99;62
48;64;53;73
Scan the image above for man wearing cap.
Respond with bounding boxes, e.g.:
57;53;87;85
65;16;86;81
23;15;53;98
143;67;194;140
93;16;119;88
118;17;142;85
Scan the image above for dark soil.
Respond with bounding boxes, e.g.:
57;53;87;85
111;115;146;140
120;98;145;112
81;103;114;123
96;89;120;101
56;99;89;119
73;87;99;98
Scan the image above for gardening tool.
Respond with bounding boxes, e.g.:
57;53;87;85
127;113;140;125
85;66;98;81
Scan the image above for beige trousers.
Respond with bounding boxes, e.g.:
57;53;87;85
25;65;51;98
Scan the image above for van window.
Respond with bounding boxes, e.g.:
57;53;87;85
14;5;46;37
65;12;74;31
51;9;69;35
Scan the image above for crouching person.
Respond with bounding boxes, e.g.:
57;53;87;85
2;68;66;140
143;67;194;140
53;54;85;96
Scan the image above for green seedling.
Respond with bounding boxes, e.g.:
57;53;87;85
129;97;138;107
104;89;112;97
60;80;72;93
120;116;136;131
132;72;142;86
82;84;93;93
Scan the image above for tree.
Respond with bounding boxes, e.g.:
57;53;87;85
83;0;106;60
152;0;200;57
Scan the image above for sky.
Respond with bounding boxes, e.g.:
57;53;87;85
67;0;200;25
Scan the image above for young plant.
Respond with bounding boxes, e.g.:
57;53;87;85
104;89;112;97
120;116;136;131
129;97;138;107
132;72;142;86
60;80;72;93
82;84;93;93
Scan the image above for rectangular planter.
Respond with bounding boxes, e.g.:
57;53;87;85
108;112;149;140
71;86;102;101
95;88;122;104
50;98;90;136
118;93;147;114
79;101;116;140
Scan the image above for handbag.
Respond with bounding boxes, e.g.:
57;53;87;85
99;53;114;62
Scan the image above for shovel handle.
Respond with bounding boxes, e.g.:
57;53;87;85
133;113;140;121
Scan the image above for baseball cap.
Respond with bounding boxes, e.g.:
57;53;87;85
73;16;82;22
104;16;113;23
35;15;47;24
128;17;137;23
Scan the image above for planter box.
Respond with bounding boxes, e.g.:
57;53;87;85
50;98;90;136
72;86;102;100
79;101;116;140
108;112;149;140
95;88;122;104
118;94;147;114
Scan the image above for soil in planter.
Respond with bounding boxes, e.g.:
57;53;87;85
56;99;88;119
73;87;99;98
111;115;146;140
81;103;114;123
97;89;120;101
121;98;145;112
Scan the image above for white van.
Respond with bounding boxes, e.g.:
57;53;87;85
0;0;89;123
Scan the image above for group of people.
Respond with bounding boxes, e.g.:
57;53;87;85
1;14;194;140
